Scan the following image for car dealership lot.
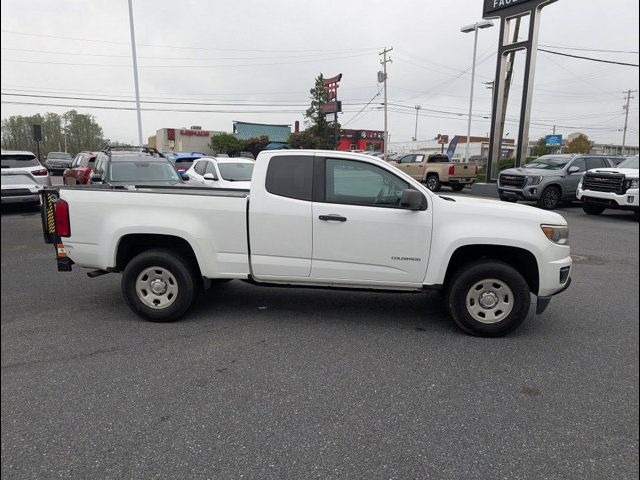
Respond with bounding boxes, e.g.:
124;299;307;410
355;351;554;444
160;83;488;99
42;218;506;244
1;202;638;479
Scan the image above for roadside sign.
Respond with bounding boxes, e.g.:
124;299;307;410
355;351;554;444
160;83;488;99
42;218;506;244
437;134;449;145
545;134;562;146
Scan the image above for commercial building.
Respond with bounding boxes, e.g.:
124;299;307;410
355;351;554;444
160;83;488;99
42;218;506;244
233;121;291;147
337;129;385;152
148;126;225;155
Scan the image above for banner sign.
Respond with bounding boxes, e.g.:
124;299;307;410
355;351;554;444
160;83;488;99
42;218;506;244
545;134;562;146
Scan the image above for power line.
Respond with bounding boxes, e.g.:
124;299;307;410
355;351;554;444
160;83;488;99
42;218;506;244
538;49;639;67
539;44;639;54
0;30;381;54
342;88;382;127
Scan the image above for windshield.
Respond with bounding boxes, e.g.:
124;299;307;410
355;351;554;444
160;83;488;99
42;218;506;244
1;154;40;169
48;152;72;160
526;156;572;170
218;162;254;181
109;161;181;183
618;156;639;169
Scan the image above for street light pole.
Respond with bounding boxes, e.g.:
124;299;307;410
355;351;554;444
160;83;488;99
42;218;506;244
461;20;494;163
413;105;421;142
379;47;393;161
127;0;143;147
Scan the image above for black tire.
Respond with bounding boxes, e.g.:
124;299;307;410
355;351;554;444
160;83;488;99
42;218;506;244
425;174;442;192
446;260;531;337
537;186;561;210
582;203;606;215
122;249;198;322
451;184;465;192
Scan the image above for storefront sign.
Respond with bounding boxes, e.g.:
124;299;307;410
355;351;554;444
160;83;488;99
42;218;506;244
180;129;209;137
483;0;556;18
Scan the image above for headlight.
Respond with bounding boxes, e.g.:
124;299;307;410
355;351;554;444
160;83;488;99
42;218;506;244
627;179;639;190
527;176;543;185
541;225;569;245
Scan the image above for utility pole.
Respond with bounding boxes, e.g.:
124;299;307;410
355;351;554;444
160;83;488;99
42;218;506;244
413;105;421;141
379;47;393;161
622;89;636;155
127;0;144;147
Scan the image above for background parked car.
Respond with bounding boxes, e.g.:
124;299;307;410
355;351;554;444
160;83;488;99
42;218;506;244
1;150;51;204
90;150;186;187
499;154;619;210
186;157;254;190
44;151;73;175
171;153;205;177
63;151;98;185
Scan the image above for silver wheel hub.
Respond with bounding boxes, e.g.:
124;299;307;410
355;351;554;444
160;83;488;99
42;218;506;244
466;278;514;324
135;267;178;310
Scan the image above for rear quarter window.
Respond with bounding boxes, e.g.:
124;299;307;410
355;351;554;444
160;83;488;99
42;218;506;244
265;156;314;201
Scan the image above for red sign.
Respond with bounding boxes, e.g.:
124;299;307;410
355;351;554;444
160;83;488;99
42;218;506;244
180;129;209;137
323;73;343;114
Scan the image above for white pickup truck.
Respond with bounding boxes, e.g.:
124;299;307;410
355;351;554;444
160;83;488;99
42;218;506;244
41;150;572;337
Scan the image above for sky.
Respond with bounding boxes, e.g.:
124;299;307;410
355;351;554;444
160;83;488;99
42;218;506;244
1;0;639;150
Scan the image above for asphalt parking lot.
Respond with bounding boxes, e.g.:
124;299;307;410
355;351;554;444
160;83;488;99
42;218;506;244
1;198;638;479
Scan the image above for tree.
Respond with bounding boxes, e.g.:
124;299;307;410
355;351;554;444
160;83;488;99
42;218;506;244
1;110;106;159
530;136;554;157
243;136;270;158
288;130;320;149
565;134;593;154
209;133;245;156
304;74;340;150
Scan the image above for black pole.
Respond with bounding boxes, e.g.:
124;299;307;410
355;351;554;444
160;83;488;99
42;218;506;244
36;140;41;162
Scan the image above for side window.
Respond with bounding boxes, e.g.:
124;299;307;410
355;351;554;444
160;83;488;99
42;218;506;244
265;155;314;201
194;161;207;175
205;162;218;175
399;155;414;164
325;159;409;208
570;158;586;173
585;157;604;170
71;154;82;168
87;156;96;168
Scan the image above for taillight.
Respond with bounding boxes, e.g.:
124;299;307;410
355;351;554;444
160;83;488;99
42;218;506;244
449;165;455;176
55;199;71;237
32;168;48;176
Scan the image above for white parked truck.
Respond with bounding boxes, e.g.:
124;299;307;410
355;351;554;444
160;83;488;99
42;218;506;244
41;150;572;337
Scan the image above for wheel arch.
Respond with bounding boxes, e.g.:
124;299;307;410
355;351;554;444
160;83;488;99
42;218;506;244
443;244;539;295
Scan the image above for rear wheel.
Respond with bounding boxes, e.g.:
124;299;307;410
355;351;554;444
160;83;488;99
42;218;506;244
537;186;561;210
122;249;198;322
425;174;442;192
446;260;531;337
582;203;606;215
451;184;465;192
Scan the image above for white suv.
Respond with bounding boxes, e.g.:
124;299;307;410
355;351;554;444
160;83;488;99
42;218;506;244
577;155;639;220
186;157;254;190
1;150;52;205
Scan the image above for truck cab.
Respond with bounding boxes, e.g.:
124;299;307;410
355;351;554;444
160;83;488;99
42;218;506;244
390;153;477;192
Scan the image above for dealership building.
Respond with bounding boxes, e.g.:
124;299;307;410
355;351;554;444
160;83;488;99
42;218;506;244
148;127;225;155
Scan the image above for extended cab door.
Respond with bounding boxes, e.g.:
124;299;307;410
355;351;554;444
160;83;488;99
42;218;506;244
311;156;432;287
396;154;426;181
248;154;314;278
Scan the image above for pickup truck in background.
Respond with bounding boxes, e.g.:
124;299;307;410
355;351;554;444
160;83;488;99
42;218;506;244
389;153;478;192
41;150;572;337
577;154;639;220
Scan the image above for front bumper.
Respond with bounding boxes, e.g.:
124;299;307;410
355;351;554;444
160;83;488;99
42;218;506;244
577;187;639;209
536;276;572;314
498;185;541;200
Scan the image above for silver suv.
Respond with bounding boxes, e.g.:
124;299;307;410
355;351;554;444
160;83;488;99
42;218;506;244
498;154;621;210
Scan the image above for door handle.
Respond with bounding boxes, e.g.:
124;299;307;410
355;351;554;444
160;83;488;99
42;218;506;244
319;214;347;222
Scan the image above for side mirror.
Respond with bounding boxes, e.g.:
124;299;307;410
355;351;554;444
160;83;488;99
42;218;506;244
567;166;580;174
400;189;427;210
90;173;102;182
203;173;218;181
180;173;190;181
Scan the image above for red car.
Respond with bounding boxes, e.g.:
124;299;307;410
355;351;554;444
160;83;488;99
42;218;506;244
63;151;99;185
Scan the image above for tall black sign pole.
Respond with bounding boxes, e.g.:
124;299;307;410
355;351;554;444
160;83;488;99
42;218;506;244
483;0;558;183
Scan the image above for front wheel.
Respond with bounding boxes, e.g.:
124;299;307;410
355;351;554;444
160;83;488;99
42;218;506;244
425;174;441;192
582;203;606;215
446;260;531;337
122;249;198;322
537;186;561;210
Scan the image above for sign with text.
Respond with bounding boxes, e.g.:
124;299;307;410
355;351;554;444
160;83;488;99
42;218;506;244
483;0;557;19
437;134;449;145
180;129;209;137
322;73;343;115
545;134;562;146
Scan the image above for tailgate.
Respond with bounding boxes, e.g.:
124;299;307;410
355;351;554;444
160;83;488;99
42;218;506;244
451;163;477;177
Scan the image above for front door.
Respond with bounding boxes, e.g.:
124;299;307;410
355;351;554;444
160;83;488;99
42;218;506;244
311;157;432;287
564;157;587;198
